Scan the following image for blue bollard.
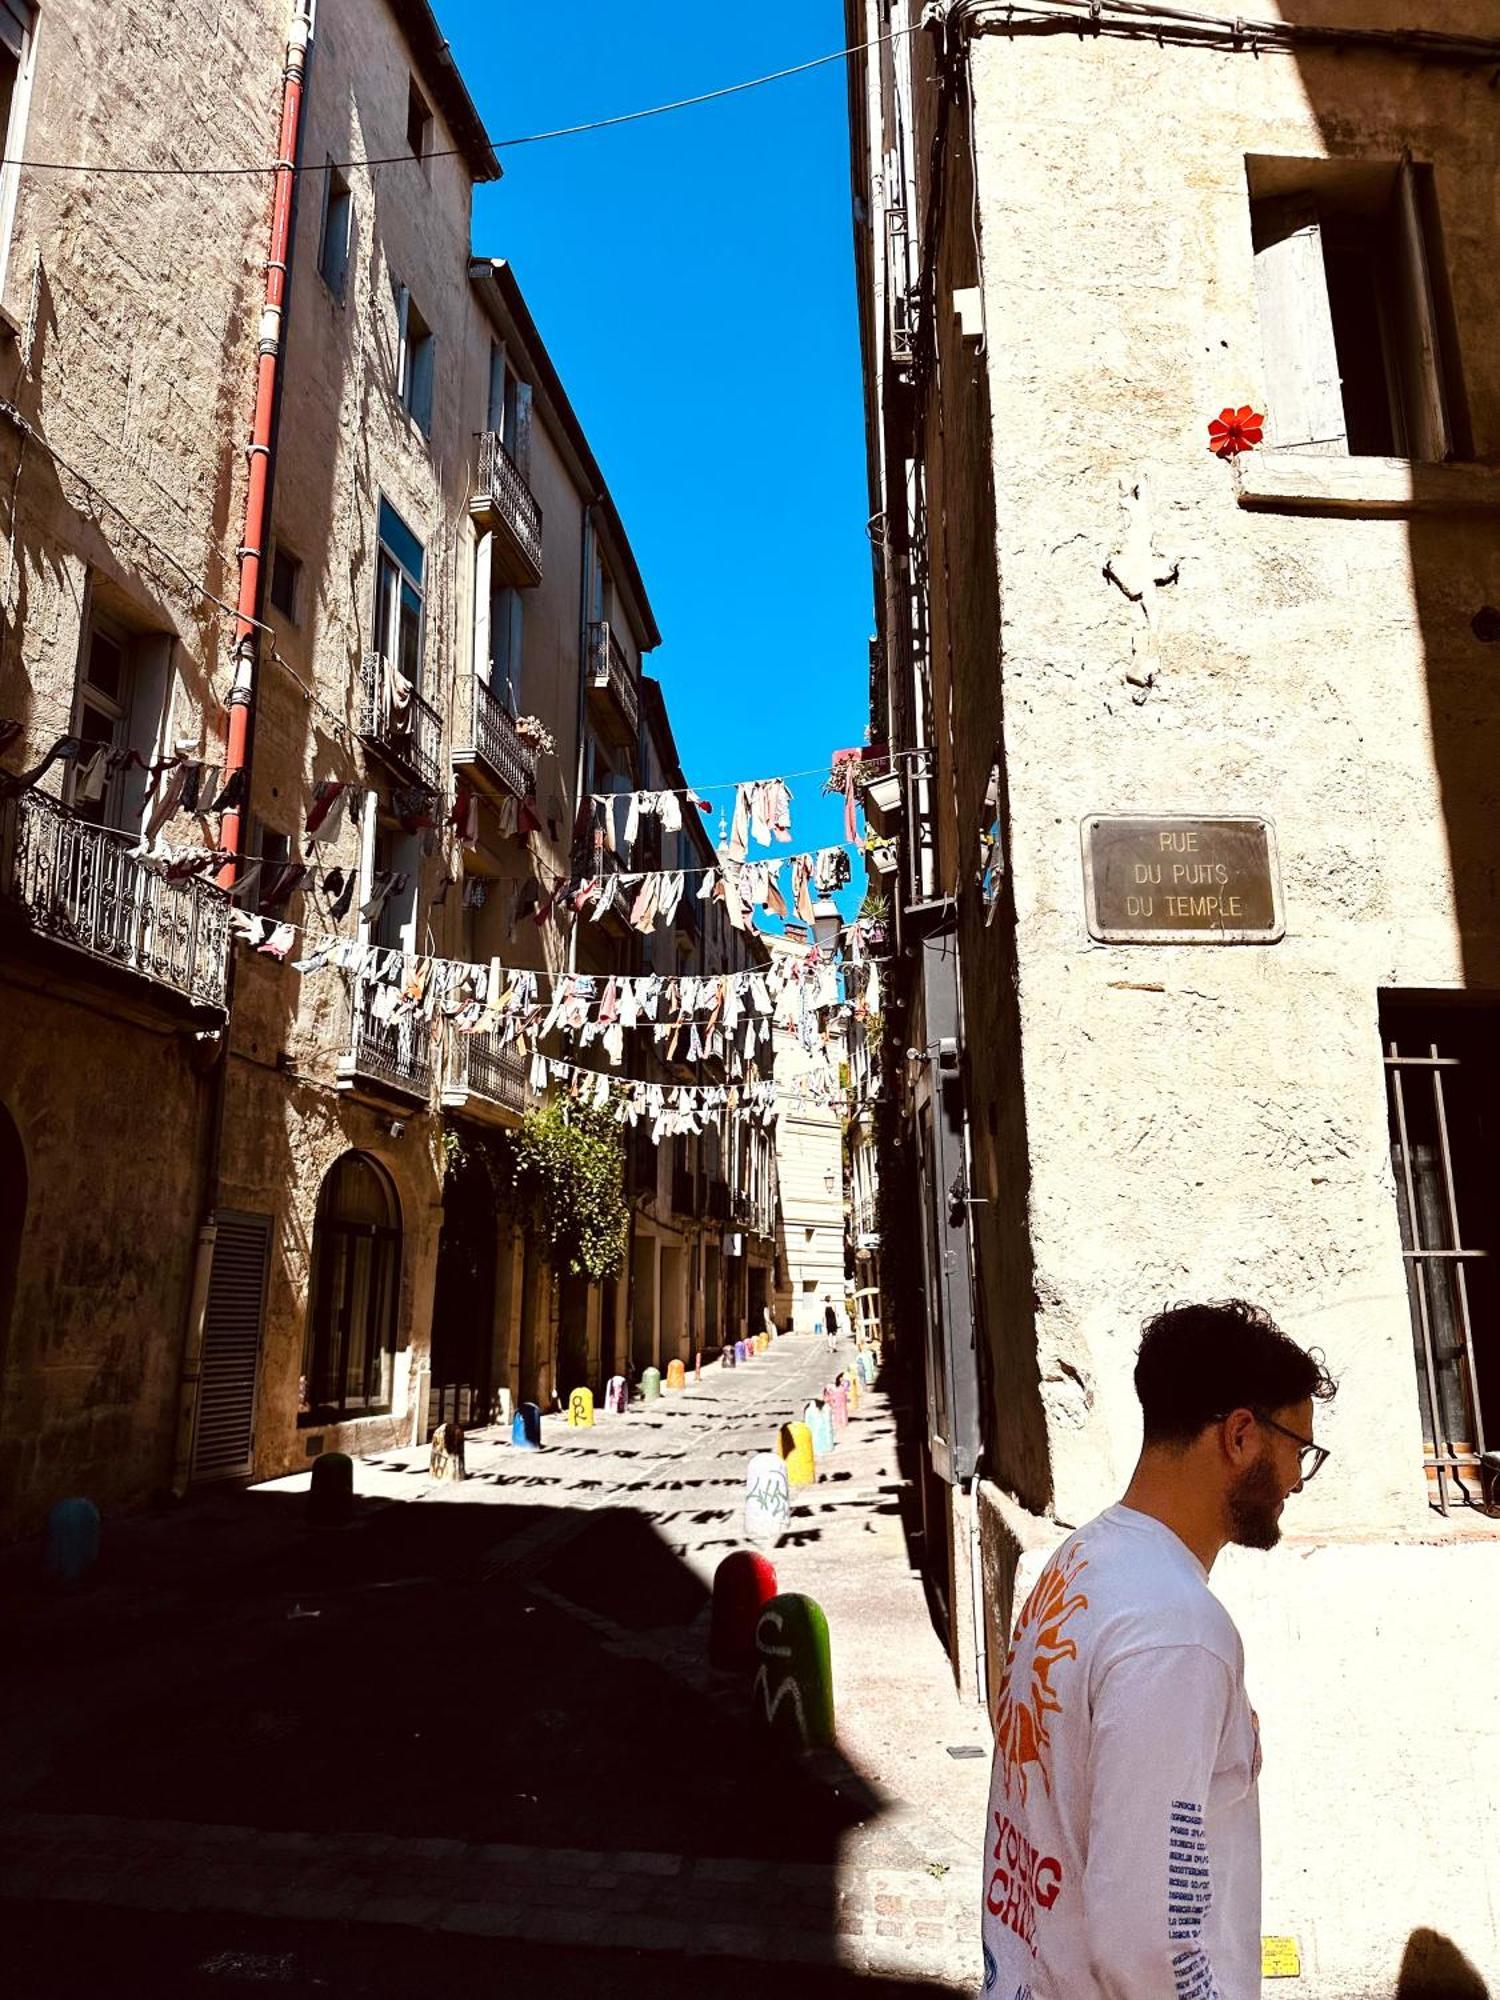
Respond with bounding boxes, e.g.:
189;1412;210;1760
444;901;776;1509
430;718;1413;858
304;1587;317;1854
512;1401;542;1450
45;1497;100;1584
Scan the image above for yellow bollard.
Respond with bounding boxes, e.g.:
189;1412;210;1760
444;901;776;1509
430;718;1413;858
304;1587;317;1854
567;1387;594;1428
845;1369;860;1413
666;1358;687;1390
776;1420;816;1489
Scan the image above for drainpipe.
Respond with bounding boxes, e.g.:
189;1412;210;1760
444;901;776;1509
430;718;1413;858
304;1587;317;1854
171;0;314;1495
216;0;314;890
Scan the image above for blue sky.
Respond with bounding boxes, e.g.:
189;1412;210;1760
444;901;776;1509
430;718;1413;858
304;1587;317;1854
438;1;872;897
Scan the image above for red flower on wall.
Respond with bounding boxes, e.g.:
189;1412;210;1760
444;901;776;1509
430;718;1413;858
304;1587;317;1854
1207;406;1265;458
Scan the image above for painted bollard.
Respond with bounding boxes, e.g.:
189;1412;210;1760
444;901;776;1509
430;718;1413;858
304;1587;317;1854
605;1374;628;1414
512;1401;542;1450
497;1385;515;1432
842;1367;861;1413
752;1593;835;1753
776;1420;816;1489
666;1359;686;1391
429;1421;466;1480
641;1366;662;1400
825;1383;850;1430
744;1451;791;1546
694;1351;702;1385
857;1349;875;1386
44;1496;100;1584
721;1343;736;1370
710;1549;778;1669
308;1450;354;1527
735;1340;749;1364
803;1399;835;1462
567;1387;594;1429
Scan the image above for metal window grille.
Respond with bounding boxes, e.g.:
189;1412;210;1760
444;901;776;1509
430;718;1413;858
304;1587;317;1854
1383;1022;1493;1513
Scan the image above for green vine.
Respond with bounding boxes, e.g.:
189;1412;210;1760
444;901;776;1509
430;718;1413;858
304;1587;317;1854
511;1099;628;1281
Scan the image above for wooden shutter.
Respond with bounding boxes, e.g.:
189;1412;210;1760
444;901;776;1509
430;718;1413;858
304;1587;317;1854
514;381;534;479
191;1211;272;1482
1251;196;1347;455
1390;160;1451;463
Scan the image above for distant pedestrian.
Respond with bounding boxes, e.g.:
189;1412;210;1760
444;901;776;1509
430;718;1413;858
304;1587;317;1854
762;1304;777;1341
981;1299;1335;1998
823;1296;838;1354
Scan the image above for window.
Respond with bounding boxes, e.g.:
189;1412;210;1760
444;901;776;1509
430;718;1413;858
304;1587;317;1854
67;601;174;833
490;581;523;711
301;1152;402;1423
1381;996;1500;1515
395;285;435;435
317;162;352;300
374;497;425;690
1248;156;1469;461
406;78;431;163
0;2;35;294
269;544;301;622
250;823;291;917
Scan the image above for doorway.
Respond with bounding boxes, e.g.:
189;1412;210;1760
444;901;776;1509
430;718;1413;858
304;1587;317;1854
430;1146;498;1428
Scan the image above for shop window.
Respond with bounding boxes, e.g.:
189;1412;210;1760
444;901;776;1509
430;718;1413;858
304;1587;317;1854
300;1151;402;1423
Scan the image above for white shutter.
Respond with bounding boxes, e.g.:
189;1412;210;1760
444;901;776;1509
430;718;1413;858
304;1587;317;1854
191;1212;271;1482
1390;160;1451;463
1251;196;1347;455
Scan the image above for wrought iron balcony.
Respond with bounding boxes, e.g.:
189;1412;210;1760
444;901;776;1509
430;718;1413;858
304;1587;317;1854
472;431;543;586
452;674;538;804
441;1025;531;1126
586;620;638;746
359;651;444;793
731;1189;752;1228
0;787;230;1012
338;980;432;1103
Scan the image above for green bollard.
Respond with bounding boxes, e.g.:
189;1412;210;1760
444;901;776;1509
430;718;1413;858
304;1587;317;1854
641;1366;662;1400
751;1592;834;1753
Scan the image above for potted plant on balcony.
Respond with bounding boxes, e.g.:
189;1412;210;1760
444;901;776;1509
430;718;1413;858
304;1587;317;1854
864;832;898;877
513;715;556;759
858;890;889;948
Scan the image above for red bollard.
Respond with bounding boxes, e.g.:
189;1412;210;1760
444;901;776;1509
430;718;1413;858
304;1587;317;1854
710;1550;779;1669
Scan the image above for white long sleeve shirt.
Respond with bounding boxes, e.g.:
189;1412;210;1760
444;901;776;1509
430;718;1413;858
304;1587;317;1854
980;1505;1261;2000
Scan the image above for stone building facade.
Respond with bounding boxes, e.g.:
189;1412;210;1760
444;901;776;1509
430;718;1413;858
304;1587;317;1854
846;0;1500;1686
768;930;847;1334
0;0;779;1531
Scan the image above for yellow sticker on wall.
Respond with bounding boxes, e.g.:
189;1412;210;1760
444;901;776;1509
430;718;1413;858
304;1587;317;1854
1262;1936;1302;1977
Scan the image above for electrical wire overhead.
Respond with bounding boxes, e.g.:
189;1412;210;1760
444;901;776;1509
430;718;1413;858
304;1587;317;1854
0;25;922;180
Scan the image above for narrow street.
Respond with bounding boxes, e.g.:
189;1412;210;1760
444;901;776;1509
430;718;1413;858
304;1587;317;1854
0;1336;987;1996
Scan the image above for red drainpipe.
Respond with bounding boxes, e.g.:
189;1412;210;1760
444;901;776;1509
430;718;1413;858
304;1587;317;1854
217;0;313;889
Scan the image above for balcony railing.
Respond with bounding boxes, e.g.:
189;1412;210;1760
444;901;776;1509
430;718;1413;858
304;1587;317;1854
441;1026;530;1123
586;619;639;743
341;981;432;1101
359;651;444;793
1;787;230;1011
473;431;543;584
455;674;538;803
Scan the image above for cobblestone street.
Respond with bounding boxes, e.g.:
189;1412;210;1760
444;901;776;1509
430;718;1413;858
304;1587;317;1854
0;1336;987;1995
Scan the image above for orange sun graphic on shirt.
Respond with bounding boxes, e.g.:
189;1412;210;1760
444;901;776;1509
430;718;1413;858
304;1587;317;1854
993;1544;1090;1806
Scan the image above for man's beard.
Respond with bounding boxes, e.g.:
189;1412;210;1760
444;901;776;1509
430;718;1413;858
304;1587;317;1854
1227;1453;1285;1550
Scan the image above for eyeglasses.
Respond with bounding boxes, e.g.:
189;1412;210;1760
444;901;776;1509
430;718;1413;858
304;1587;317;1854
1252;1412;1329;1484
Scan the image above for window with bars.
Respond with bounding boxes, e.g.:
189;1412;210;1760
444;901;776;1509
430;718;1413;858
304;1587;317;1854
1381;997;1500;1513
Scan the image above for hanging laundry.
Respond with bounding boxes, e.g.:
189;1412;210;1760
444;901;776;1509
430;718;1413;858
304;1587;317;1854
178;763;207;814
791;854;816;925
257;921;296;960
656;871;686;925
382;654;413;722
326;869;356;921
727;786;750;862
73;745;109;805
359;871;403;925
657;790;682;835
208;767;245;815
306;780;349;842
814;845;852;893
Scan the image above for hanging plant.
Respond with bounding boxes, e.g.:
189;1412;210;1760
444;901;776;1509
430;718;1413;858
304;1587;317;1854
511;1098;628;1281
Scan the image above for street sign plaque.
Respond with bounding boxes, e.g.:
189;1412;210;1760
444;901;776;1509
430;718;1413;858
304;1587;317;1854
1082;814;1283;944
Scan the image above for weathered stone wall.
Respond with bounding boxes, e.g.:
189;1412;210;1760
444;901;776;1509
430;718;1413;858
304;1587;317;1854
0;1;286;1532
962;2;1500;1532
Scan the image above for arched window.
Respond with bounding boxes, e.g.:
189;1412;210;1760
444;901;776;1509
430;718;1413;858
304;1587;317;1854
300;1152;401;1424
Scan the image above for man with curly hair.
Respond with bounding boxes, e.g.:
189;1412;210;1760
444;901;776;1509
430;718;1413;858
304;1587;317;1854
980;1300;1336;1999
